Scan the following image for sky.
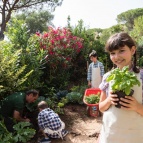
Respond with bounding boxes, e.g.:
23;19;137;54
52;0;143;29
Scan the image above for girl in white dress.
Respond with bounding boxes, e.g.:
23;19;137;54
99;32;143;143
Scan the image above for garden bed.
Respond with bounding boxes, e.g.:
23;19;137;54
36;103;102;143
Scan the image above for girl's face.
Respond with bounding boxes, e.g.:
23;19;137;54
109;45;136;69
90;56;97;63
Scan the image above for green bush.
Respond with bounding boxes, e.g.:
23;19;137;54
0;41;33;97
5;18;46;91
0;121;35;143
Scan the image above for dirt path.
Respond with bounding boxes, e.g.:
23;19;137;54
50;104;102;143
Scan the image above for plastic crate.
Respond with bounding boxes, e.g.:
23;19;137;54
83;88;101;107
83;88;101;117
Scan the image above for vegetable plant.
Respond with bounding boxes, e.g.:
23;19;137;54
85;93;100;104
66;92;83;104
0;121;35;143
106;66;140;96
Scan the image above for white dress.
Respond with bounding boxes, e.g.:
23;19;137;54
99;73;143;143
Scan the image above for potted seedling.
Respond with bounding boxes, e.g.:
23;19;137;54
106;66;140;108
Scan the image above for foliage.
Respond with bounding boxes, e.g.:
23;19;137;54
58;97;68;107
106;66;141;95
6;18;30;49
0;41;33;97
0;0;63;39
117;8;143;31
5;19;46;91
87;28;103;34
56;85;87;107
130;16;143;45
66;92;83;104
99;24;124;45
0;121;35;143
22;34;46;90
70;85;87;96
68;19;106;76
137;39;143;68
15;10;54;34
38;26;83;69
56;90;68;100
130;16;143;67
85;94;100;104
138;56;143;67
35;26;83;89
133;16;143;37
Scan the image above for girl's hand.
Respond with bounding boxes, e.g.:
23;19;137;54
120;96;140;111
107;91;119;105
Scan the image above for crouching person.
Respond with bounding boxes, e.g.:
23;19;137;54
38;101;68;143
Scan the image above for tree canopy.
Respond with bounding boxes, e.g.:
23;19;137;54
117;8;143;31
15;11;54;34
0;0;63;39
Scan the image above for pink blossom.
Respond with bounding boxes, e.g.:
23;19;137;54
43;33;48;38
50;40;55;44
36;32;40;36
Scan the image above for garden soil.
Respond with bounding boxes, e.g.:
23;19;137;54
38;104;102;143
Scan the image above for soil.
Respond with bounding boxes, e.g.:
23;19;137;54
40;103;103;143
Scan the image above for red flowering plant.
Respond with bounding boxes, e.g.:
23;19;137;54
35;27;83;87
36;27;83;69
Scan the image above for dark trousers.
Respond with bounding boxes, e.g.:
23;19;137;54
3;117;15;132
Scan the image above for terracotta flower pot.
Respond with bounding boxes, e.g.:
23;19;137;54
114;89;134;108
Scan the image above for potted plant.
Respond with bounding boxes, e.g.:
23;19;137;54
84;93;100;104
106;66;141;108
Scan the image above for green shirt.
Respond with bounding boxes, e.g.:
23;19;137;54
0;92;26;118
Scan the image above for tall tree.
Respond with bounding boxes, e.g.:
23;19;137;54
0;0;63;39
130;15;143;64
15;11;54;34
117;8;143;31
131;16;143;39
99;24;124;45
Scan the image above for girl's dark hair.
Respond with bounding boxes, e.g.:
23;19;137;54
105;32;139;73
89;50;97;58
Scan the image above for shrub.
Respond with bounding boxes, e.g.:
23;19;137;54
0;121;35;143
35;27;83;90
0;41;33;97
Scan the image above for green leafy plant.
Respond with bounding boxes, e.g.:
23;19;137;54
85;93;100;104
70;85;87;95
106;66;140;95
0;121;35;143
58;97;68;107
66;92;83;104
5;18;46;91
0;42;33;97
